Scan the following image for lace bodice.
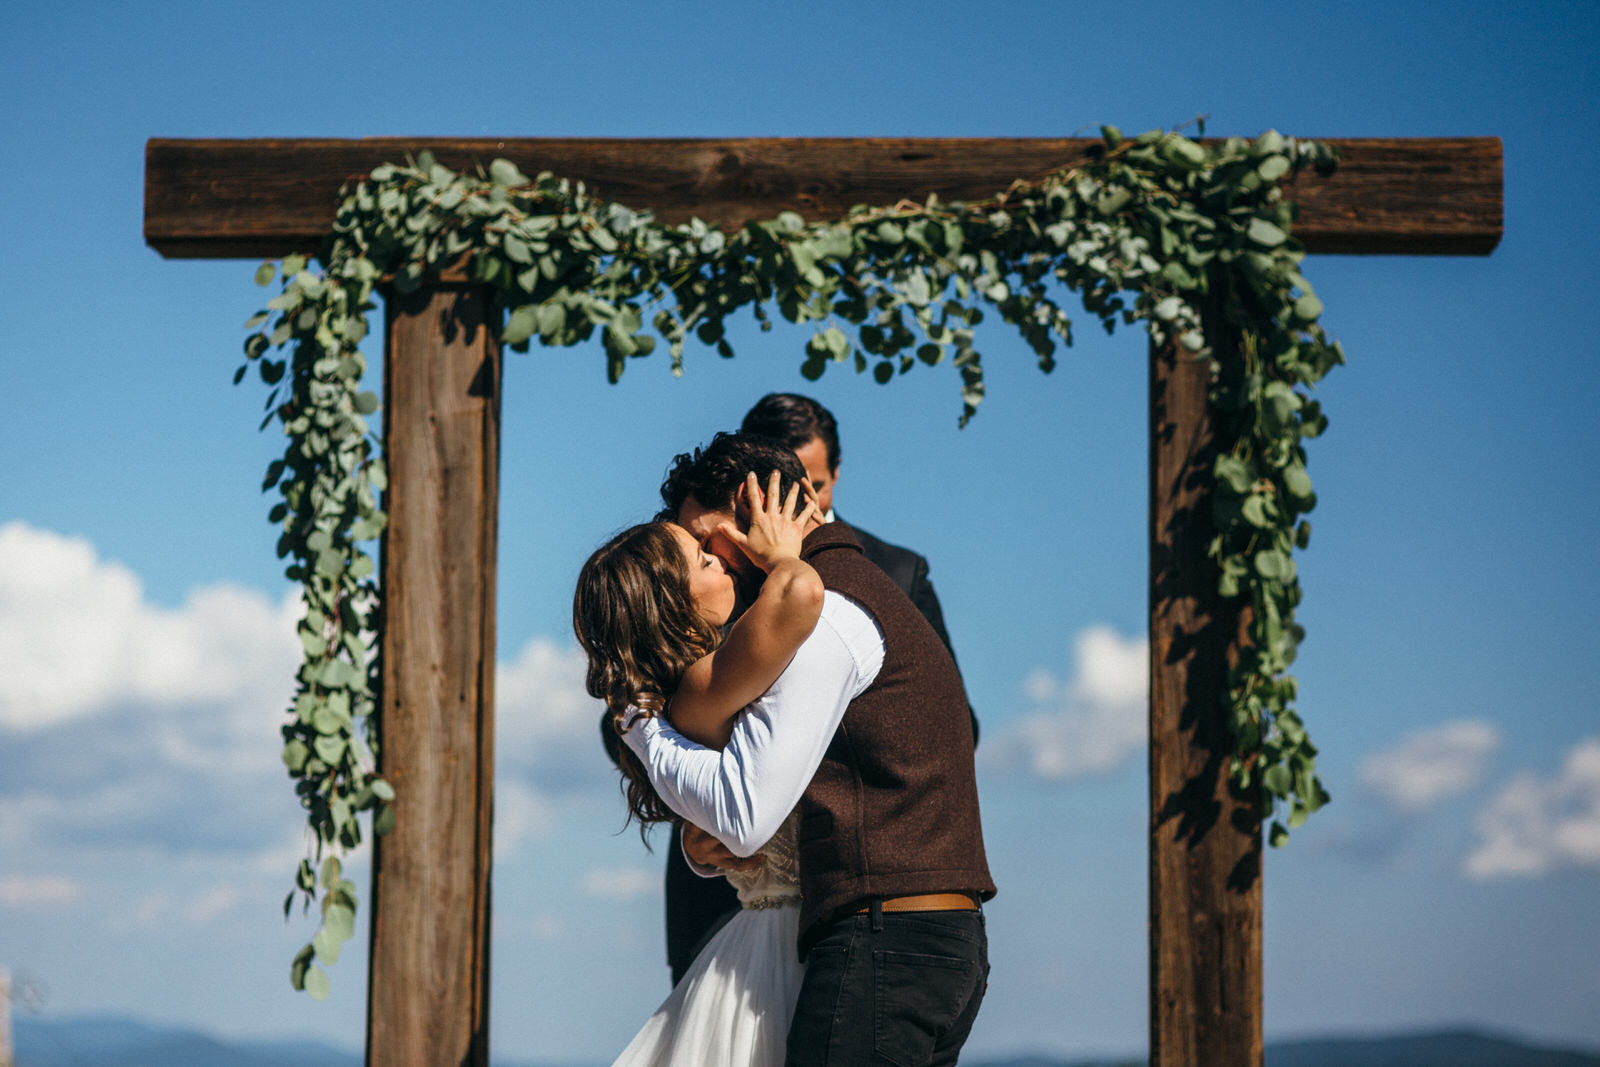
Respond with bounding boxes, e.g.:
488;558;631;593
725;811;800;908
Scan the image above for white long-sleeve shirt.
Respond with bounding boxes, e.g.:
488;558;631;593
619;591;885;857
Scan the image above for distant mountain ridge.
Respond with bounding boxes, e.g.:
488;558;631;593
13;1016;1600;1067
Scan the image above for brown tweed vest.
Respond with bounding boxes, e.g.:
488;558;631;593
795;523;996;948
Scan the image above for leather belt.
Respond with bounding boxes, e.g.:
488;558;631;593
856;892;979;914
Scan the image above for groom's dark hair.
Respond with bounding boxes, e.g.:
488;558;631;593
659;431;808;518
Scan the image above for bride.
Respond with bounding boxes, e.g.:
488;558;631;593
574;472;823;1067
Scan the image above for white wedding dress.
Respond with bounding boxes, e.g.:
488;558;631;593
610;813;804;1067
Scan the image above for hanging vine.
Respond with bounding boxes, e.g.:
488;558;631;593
240;125;1339;995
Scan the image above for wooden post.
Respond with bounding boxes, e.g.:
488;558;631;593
1148;304;1262;1067
366;284;501;1067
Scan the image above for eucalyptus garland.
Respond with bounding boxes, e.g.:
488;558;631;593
240;126;1339;995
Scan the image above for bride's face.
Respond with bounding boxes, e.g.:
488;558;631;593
670;523;736;630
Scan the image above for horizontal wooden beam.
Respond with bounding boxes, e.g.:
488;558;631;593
144;136;1501;260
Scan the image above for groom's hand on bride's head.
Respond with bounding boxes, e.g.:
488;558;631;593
682;822;763;873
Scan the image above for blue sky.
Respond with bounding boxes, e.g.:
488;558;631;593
2;0;1597;1062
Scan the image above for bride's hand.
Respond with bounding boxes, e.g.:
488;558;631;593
718;470;819;574
682;822;762;873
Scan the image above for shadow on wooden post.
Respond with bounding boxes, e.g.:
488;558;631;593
367;285;501;1067
1148;297;1263;1067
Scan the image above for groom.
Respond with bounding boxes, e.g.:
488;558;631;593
625;431;995;1066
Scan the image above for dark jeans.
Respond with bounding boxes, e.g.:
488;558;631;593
786;908;988;1067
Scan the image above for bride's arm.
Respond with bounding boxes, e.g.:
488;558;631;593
618;594;883;856
670;473;823;749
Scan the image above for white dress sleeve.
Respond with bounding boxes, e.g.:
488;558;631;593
621;592;883;856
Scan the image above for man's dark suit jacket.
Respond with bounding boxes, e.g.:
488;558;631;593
661;518;974;984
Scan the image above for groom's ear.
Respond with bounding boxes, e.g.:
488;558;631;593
731;481;755;528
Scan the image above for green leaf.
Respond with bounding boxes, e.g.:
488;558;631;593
502;232;532;264
1166;137;1208;167
1257;155;1291;183
1293;293;1323;322
304;964;331;1000
281;740;310;772
1095;187;1131;216
290;944;314;990
1254;549;1296;581
314;734;347;765
323;902;356;941
503;305;539;346
1247;217;1287;248
1283;463;1314;502
311;702;342;735
603;323;638;358
489;158;529;187
1263;763;1292;797
1215;455;1255;494
537;302;567;337
312;926;343;964
821;328;847;360
1268;821;1290;848
353;392;380;415
255;262;276;287
1262;381;1300;430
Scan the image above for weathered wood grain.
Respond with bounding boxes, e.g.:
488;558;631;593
1148;305;1264;1067
366;285;500;1067
144;136;1501;259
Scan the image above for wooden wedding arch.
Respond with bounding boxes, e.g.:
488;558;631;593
144;135;1501;1067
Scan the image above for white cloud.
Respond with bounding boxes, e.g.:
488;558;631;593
494;778;558;859
984;625;1148;782
0;521;300;735
1464;738;1600;879
0;522;621;882
496;636;608;787
0;874;84;907
497;636;601;741
492;633;614;853
0;524;315;867
111;883;250;932
580;867;659;901
1360;720;1502;812
192;884;244;923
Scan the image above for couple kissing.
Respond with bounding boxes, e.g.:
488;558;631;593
575;430;995;1067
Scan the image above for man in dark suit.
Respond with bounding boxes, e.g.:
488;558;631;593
646;392;976;985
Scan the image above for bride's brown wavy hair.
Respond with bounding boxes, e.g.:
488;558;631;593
573;522;721;831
